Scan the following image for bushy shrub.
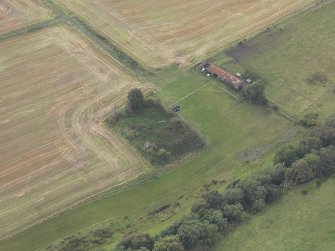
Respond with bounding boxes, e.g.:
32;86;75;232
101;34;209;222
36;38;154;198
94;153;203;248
285;159;314;184
318;145;335;176
222;187;244;205
176;220;220;249
201;191;224;210
274;145;300;166
268;165;286;185
200;209;228;232
324;114;335;127
301;113;319;127
298;136;322;156
242;80;267;105
127;88;145;113
117;233;154;251
223;203;249;223
238;178;267;213
157;149;171;164
264;184;282;203
153;236;184;251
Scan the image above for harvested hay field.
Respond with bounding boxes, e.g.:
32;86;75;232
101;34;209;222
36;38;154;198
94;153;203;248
58;0;317;68
0;0;50;33
0;25;146;239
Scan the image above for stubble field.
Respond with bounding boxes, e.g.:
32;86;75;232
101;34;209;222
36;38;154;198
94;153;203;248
57;0;317;68
1;1;334;250
0;0;50;33
0;25;146;239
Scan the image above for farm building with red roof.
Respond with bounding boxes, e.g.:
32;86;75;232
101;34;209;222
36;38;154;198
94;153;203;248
204;63;246;90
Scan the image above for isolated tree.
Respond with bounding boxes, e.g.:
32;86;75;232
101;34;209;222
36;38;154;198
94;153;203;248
242;80;267;105
127;88;145;113
154;236;184;251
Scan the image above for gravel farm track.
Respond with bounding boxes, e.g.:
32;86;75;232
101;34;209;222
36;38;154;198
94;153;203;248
0;0;327;244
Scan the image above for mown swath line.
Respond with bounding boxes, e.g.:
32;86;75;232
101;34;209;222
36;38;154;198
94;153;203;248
67;15;152;77
173;82;211;104
41;0;153;77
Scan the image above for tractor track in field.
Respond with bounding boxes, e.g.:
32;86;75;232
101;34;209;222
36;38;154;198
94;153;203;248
42;0;153;77
0;16;65;42
0;0;153;77
0;14;147;239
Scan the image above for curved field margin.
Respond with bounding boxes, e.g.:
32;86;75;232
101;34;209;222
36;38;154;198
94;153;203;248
57;0;318;68
0;0;50;34
0;25;146;239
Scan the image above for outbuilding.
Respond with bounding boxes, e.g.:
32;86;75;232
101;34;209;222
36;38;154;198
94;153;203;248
204;63;246;90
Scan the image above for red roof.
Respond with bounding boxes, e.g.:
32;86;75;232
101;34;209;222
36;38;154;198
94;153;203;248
207;64;245;89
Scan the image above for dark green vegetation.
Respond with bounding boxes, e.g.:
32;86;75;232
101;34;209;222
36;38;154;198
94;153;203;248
107;89;204;165
1;2;335;251
46;227;113;251
117;118;335;251
211;2;335;120
242;80;267;105
214;178;335;251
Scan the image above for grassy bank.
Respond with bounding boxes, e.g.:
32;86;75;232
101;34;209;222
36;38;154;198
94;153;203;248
214;179;335;251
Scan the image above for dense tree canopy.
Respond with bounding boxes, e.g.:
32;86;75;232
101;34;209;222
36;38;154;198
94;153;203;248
117;233;154;251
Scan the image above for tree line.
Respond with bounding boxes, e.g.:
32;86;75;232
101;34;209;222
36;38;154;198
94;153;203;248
117;115;335;251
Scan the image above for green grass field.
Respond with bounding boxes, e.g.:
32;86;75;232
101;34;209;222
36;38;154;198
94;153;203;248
213;179;335;251
2;2;334;251
0;69;295;251
212;2;335;120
